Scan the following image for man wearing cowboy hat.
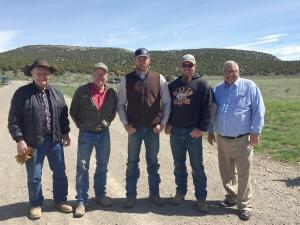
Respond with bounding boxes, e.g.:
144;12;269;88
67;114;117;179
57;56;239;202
8;59;73;219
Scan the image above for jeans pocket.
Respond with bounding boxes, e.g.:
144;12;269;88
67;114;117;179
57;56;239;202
170;126;174;135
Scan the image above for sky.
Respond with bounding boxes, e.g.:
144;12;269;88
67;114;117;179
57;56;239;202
0;0;300;60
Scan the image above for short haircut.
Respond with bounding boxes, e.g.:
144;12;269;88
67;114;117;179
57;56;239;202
223;60;239;72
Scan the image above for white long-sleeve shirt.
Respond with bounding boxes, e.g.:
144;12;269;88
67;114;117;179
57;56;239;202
117;71;171;127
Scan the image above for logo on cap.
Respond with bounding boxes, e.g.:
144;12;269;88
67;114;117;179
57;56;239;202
134;48;150;57
181;54;196;65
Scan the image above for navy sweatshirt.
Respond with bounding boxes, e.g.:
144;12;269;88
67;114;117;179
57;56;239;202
168;74;213;131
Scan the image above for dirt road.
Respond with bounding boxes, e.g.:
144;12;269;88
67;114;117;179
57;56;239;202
0;81;299;225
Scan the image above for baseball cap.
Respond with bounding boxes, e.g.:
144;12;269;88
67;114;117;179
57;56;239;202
134;48;150;57
181;54;196;65
94;62;108;73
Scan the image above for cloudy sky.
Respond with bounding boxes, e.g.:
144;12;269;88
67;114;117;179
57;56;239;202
1;0;300;60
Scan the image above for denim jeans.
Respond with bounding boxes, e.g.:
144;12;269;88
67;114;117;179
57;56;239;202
170;126;207;200
126;127;161;197
75;128;110;204
25;135;68;207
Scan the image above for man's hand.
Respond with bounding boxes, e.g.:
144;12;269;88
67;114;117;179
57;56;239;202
164;123;172;135
153;123;164;134
207;132;216;145
190;128;203;138
249;133;260;146
125;124;136;135
15;141;34;165
63;134;71;147
17;140;28;155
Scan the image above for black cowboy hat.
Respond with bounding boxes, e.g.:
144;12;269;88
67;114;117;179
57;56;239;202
23;59;57;76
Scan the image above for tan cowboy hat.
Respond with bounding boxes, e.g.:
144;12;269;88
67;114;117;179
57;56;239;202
23;59;57;76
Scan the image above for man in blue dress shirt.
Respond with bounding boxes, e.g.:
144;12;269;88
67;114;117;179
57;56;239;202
208;60;265;221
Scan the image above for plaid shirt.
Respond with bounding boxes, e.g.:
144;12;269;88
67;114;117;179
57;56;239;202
36;88;53;134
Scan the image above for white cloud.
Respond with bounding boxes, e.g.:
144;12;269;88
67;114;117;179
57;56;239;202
224;33;300;60
0;30;20;52
226;33;288;50
257;34;288;41
266;45;300;60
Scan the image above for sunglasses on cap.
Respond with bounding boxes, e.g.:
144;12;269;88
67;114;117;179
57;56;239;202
182;64;194;68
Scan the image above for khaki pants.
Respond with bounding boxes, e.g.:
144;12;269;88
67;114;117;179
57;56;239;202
216;134;253;211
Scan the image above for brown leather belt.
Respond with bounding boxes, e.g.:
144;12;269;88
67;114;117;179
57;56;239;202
218;133;249;139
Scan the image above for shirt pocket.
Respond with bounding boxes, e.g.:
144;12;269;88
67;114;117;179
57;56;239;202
236;91;250;110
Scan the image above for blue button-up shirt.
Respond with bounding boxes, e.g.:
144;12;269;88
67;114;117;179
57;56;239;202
211;78;265;137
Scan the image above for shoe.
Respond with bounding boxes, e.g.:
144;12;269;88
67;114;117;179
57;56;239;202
239;210;252;221
124;197;136;208
29;206;42;220
196;199;208;212
56;202;73;213
74;202;85;218
219;199;237;208
171;194;185;205
97;195;112;207
149;195;165;206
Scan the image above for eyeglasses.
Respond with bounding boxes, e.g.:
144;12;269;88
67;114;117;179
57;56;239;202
182;64;194;68
225;69;239;74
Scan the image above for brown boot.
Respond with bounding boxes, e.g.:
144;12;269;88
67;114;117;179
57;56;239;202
197;199;208;212
149;195;165;206
171;194;185;205
97;195;112;207
56;202;73;213
124;197;136;208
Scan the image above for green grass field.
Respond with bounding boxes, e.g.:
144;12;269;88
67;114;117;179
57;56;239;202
55;75;300;163
206;76;300;163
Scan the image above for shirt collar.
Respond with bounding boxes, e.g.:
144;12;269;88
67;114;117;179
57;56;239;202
90;83;107;93
222;77;241;88
33;81;48;92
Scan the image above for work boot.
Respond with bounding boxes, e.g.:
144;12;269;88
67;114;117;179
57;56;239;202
29;206;42;220
197;199;208;212
97;195;112;207
149;195;165;206
74;202;85;218
171;194;185;205
124;197;136;208
56;201;73;213
239;210;252;221
219;198;237;208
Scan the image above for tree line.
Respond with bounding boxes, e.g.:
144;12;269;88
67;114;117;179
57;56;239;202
0;45;299;81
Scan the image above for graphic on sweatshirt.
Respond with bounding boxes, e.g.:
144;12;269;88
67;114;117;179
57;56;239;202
173;87;193;106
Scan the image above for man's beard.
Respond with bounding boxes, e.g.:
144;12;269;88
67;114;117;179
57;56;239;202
181;75;192;83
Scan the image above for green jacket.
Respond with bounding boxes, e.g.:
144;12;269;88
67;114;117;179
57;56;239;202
70;83;118;132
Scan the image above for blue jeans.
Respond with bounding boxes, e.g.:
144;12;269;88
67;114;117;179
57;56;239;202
75;128;110;204
170;126;207;200
126;127;161;197
25;135;68;207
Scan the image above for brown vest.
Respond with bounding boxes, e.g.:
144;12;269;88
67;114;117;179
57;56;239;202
126;70;162;127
